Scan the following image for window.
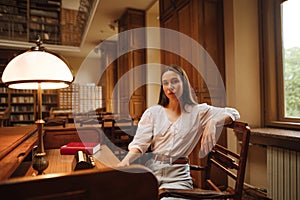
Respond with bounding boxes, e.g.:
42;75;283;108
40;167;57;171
281;0;300;118
260;0;300;129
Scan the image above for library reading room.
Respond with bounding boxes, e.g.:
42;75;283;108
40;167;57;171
0;0;300;200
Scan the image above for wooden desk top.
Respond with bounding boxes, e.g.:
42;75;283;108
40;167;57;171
0;126;37;180
0;126;37;160
26;145;120;176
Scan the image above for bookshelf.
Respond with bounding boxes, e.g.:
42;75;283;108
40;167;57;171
0;0;27;41
0;0;61;45
4;89;59;126
0;0;95;46
42;90;59;119
0;55;9;111
29;0;61;44
0;49;22;124
0;85;9;110
10;89;35;125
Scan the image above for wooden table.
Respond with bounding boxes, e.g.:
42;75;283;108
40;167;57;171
0;126;37;180
0;148;158;200
26;144;120;176
0;124;120;180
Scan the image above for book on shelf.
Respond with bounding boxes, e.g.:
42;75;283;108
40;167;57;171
60;142;101;155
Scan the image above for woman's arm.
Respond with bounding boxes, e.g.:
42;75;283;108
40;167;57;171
117;148;142;167
118;108;155;166
199;107;239;158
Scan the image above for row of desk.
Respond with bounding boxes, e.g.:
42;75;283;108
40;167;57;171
0;125;159;200
0;125;120;180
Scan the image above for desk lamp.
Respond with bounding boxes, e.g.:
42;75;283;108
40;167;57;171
2;37;74;175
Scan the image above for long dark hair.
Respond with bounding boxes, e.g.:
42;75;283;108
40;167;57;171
158;65;197;111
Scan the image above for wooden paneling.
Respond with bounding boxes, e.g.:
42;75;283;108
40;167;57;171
160;0;225;106
98;41;118;113
117;9;146;118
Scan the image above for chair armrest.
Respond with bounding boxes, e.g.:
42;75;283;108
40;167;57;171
190;164;206;171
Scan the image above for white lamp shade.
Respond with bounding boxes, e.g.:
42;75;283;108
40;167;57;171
2;51;74;90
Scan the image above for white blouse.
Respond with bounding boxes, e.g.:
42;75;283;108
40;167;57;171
128;103;240;157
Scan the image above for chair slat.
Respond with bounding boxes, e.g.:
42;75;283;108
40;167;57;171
210;158;237;181
214;144;239;159
211;149;239;170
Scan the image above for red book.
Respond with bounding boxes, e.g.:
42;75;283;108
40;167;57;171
60;142;101;155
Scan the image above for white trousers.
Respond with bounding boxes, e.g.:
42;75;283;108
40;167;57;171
146;159;193;200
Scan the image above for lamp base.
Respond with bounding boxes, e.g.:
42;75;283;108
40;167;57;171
32;152;49;175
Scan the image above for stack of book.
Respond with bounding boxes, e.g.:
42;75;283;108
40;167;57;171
60;142;100;155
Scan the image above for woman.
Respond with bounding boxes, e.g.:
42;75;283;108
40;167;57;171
118;65;240;191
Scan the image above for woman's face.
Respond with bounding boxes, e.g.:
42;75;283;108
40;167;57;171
162;70;183;101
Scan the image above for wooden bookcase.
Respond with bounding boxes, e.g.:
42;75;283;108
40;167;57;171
10;89;35;126
42;90;59;119
0;85;9;111
29;0;61;44
7;89;59;126
0;0;27;41
0;0;61;45
0;0;95;46
0;49;22;120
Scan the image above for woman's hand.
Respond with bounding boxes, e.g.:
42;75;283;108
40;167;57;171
117;160;130;167
117;148;142;167
200;116;233;158
200;120;217;158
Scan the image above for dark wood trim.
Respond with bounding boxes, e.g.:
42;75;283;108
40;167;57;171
259;0;300;129
237;127;300;152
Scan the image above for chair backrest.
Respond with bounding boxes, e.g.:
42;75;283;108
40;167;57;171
110;118;137;159
0;106;10;127
204;121;251;200
112;118;136;138
0;165;159;200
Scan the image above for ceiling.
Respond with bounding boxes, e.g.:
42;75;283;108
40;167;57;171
62;0;158;58
0;0;158;60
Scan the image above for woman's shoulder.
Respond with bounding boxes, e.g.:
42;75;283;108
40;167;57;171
145;104;163;113
140;105;164;120
146;104;164;112
185;103;209;112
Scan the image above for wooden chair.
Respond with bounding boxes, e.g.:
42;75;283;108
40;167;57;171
44;117;67;127
0;106;10;127
110;118;137;160
159;121;251;200
111;118;136;145
0;165;159;200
